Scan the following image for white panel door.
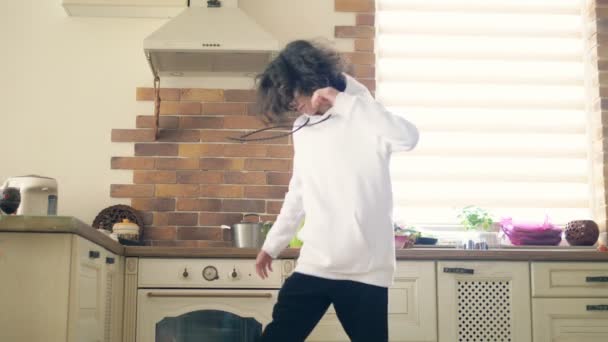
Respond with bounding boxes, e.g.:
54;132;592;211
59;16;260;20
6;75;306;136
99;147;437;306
74;237;105;342
437;261;531;342
307;261;437;342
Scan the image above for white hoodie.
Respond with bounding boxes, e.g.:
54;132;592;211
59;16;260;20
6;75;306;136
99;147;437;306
261;74;419;287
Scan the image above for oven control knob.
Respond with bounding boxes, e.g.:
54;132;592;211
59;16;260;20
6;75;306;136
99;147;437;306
182;268;189;278
231;268;238;279
202;266;219;281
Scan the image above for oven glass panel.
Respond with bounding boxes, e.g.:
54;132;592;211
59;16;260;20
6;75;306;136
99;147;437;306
156;310;262;342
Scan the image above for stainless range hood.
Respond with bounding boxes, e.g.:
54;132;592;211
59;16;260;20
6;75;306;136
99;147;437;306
144;0;279;77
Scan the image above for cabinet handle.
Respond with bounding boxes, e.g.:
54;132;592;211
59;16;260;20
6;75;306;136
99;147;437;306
89;250;100;259
105;257;115;264
586;305;608;311
147;292;273;299
443;267;475;275
586;276;608;283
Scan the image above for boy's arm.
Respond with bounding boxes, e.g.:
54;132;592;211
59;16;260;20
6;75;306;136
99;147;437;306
311;87;419;152
334;92;419;152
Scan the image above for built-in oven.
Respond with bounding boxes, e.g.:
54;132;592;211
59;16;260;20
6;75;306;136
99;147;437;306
136;258;294;342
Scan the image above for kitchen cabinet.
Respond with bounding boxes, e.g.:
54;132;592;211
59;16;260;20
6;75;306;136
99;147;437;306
531;262;608;297
62;0;187;18
437;261;532;342
105;249;124;342
0;233;123;342
531;262;608;341
70;236;106;341
306;261;437;342
532;298;608;341
69;236;124;342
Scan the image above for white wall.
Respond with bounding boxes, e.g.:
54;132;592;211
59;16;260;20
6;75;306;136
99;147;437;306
0;0;354;224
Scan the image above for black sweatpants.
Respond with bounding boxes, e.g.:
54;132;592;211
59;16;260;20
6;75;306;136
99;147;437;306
259;272;388;342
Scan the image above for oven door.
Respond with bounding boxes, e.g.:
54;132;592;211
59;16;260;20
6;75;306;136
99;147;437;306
137;289;279;342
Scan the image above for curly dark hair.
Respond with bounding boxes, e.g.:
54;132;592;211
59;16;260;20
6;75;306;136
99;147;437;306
255;40;349;123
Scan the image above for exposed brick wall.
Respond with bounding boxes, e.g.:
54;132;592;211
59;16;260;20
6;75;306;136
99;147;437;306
111;0;376;246
112;88;292;247
336;0;376;93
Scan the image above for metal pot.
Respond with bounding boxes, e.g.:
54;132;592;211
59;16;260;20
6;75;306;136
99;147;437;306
222;213;272;248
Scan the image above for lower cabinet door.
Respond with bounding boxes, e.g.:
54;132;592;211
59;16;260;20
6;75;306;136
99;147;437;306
437;261;532;342
306;261;437;342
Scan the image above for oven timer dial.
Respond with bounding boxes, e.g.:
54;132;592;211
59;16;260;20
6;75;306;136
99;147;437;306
202;266;219;281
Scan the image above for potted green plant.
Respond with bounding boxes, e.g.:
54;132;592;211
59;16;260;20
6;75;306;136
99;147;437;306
458;205;494;231
457;206;499;248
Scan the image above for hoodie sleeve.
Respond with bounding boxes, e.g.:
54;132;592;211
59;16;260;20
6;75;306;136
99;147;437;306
333;91;419;152
261;154;305;258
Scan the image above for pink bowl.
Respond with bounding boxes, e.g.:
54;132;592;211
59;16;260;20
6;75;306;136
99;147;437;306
395;235;415;249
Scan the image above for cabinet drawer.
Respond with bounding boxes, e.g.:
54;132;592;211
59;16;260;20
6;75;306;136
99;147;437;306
533;298;608;342
307;261;437;342
532;263;608;297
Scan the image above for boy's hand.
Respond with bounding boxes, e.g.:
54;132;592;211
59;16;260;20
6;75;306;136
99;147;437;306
311;87;339;113
255;250;273;279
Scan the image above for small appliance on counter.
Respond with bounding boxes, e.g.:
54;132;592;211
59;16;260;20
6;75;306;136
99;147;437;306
0;175;58;215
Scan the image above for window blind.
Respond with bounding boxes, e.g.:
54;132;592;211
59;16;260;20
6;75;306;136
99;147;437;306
376;0;592;226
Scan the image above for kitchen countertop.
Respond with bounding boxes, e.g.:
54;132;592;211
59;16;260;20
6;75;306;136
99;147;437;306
2;215;608;261
124;246;608;261
0;215;124;254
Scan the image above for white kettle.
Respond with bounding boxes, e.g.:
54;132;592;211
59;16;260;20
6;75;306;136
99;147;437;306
0;175;58;216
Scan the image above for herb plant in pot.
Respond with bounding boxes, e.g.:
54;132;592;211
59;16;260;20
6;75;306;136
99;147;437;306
457;206;498;248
